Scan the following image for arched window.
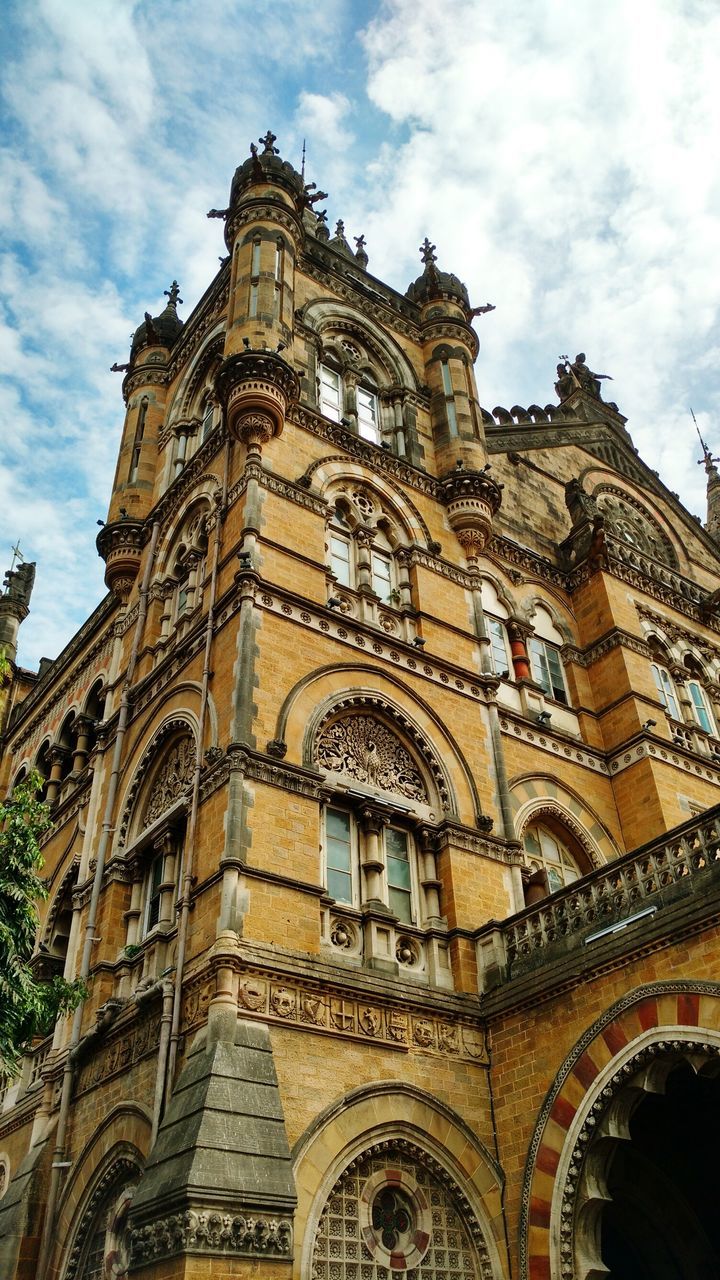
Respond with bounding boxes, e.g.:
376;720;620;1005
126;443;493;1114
480;580;512;678
311;1142;487;1280
648;637;681;721
523;820;583;895
70;1165;139;1280
166;508;209;625
529;605;569;705
314;703;449;981
326;491;405;611
683;654;716;735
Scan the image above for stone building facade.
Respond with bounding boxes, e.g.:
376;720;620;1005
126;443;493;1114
1;133;720;1280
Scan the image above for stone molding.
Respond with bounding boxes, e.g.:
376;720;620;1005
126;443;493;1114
129;1209;292;1267
608;735;720;784
499;715;608;775
64;1156;141;1280
299;252;422;342
181;967;487;1063
163;270;231;387
286;405;437;494
118;718;197;849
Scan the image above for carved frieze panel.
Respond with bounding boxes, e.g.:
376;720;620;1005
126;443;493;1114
316;714;428;802
144;736;196;825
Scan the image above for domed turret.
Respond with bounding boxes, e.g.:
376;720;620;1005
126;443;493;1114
228;130;306;216
129;281;184;360
406;239;472;311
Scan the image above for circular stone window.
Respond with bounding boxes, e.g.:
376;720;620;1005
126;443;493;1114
359;1169;431;1270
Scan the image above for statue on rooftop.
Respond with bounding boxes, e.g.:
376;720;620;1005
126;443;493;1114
556;353;612;401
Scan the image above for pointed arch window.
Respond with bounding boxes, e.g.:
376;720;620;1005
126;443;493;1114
529;605;569;704
688;680;715;735
480;580;512;679
319;362;381;444
523;821;582;894
327;502;399;606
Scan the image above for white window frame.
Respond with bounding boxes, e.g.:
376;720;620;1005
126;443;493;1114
688;679;715;735
142;850;165;937
530;637;569;705
357;385;380;443
319;364;342;422
201;399;216;442
651;662;680;721
370;548;393;603
322;807;419;924
486;615;512;678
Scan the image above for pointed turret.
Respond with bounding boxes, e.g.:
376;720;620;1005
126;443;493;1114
407;240;501;564
213;131;300;453
694;413;720;542
0;555;35;663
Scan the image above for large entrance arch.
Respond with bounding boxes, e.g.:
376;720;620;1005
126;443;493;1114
519;982;720;1280
600;1057;720;1276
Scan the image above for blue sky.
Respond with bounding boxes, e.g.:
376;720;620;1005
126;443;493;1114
2;0;720;669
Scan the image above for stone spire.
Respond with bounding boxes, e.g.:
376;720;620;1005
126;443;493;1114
694;412;720;542
0;553;35;663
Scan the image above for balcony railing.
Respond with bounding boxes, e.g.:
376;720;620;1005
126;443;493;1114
476;804;720;992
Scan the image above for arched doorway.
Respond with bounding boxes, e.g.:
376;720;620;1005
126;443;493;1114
600;1058;720;1278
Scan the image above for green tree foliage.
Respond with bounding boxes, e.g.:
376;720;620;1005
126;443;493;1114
0;770;86;1078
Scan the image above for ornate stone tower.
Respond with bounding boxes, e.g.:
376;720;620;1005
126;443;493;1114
3;134;720;1280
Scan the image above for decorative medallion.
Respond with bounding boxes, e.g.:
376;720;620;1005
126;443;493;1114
316;715;428;802
144;737;196;825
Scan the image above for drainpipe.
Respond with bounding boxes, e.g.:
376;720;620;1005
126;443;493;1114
36;520;161;1280
165;436;230;1095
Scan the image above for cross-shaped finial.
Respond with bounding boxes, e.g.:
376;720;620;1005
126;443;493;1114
335;219;345;237
9;541;23;572
354;235;367;251
419;237;437;266
316;209;328;225
259;130;279;155
164;281;183;308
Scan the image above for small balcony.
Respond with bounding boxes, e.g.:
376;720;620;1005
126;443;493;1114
476;804;720;994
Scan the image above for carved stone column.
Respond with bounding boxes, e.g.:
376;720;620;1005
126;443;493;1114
124;859;144;947
45;746;70;805
358;806;387;906
417;827;443;925
354;528;374;593
507;619;533;682
71;715;93;776
154;830;178;928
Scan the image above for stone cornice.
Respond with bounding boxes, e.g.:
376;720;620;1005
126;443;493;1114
300;247;422;341
608;734;720;785
562;627;653;669
499;712;608;774
5;605;116;751
286;403;437;495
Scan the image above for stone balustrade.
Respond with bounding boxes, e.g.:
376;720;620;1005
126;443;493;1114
476;804;720;992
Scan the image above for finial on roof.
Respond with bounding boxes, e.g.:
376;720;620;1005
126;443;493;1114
260;130;279;155
419;238;437;266
335;219;345;237
693;408;720;474
164;281;183;309
354;235;366;252
354;234;368;269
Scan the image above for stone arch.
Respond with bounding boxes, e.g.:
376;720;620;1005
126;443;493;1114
577;466;689;572
299;299;421;393
116;715;198;850
519;980;720;1280
311;691;450;814
303;456;433;547
510;778;619;868
40;854;80;968
276;665;484;824
518;595;574;645
164;324;226;425
157;487;216;576
54;1103;150;1280
293;1082;507;1280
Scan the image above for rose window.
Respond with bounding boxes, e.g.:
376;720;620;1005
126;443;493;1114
372;1187;413;1251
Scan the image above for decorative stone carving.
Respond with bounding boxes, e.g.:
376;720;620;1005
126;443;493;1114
317;714;428;802
144;737;196;825
438;470;503;565
129;1210;292;1264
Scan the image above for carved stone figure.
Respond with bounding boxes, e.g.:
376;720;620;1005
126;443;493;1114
144;737;196;825
316;714;428;802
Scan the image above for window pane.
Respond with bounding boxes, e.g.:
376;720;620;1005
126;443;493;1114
320;366;341;421
249;283;258;317
689;682;713;733
546;646;567;703
441;361;453;396
357;388;379;442
659;668;680;719
331;536;351;586
274;241;283;281
487;618;509;675
529;638;551;695
371;551;392;601
326;809;353;903
386;828;412;922
446;400;459;436
251;240;261;275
